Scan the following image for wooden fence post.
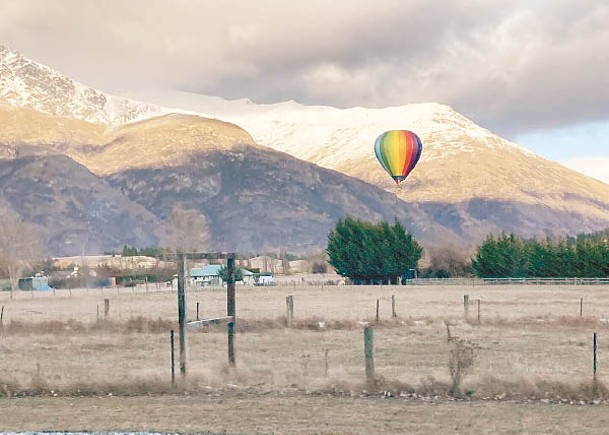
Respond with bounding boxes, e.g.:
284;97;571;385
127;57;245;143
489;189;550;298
580;298;584;317
177;253;187;375
477;299;481;324
375;299;380;322
392;295;397;318
170;329;175;386
286;295;294;324
593;332;598;380
227;253;236;367
104;299;110;318
464;294;469;317
364;326;375;387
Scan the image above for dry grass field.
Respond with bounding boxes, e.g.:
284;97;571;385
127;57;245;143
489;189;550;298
2;283;609;433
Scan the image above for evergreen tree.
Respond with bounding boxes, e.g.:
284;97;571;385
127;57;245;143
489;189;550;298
327;217;422;283
472;229;609;278
217;266;244;283
121;245;138;256
472;233;529;277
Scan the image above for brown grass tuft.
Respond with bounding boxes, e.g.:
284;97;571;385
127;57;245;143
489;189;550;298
474;376;609;400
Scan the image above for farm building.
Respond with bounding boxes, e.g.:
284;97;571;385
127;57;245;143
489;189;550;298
190;265;254;287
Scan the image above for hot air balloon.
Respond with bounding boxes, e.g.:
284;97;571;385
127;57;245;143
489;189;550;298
374;130;422;185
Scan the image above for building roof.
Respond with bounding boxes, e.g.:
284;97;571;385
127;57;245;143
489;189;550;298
191;265;222;277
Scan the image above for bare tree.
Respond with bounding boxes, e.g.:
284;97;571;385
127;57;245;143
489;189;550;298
426;246;472;277
163;205;212;253
0;208;44;295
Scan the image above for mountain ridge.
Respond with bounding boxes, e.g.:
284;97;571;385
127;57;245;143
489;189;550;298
130;89;609;239
0;108;459;254
0;45;165;125
1;46;609;252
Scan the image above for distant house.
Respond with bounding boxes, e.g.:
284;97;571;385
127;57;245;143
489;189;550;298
190;265;254;287
190;265;222;287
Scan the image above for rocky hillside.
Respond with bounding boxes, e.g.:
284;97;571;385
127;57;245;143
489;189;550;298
0;154;164;256
107;144;455;253
145;92;609;240
0;109;456;254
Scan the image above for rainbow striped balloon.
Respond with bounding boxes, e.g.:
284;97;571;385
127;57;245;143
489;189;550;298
374;130;423;185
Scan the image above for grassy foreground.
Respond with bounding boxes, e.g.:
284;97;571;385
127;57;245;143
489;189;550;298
2;394;609;434
2;283;609;433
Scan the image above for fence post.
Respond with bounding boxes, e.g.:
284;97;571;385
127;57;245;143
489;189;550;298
286;295;294;324
177;253;187;375
392;295;397;318
104;299;110;318
227;253;236;367
375;299;380;322
0;305;3;326
170;329;175;386
593;332;598;380
477;299;481;324
364;326;375;387
580;298;584;317
464;294;469;317
196;302;200;321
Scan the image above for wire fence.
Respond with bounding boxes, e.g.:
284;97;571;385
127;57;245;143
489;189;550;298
3;281;609;400
407;277;609;286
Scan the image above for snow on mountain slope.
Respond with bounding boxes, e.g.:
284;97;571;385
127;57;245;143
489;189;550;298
129;88;531;160
132;90;609;200
0;45;166;125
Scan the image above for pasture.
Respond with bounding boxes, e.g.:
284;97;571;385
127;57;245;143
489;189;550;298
2;283;609;433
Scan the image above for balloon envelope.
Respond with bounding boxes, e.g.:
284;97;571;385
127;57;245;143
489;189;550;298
374;130;422;185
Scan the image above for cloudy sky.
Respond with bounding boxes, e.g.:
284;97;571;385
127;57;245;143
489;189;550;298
2;0;608;181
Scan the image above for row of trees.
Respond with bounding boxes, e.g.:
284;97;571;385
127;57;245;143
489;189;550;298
3;204;608;287
327;217;423;284
472;232;609;278
326;218;608;281
120;245;175;258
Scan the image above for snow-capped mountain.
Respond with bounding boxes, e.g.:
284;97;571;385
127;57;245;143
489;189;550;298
2;47;609;244
135;89;532;161
132;90;609;200
133;90;609;239
0;45;165;124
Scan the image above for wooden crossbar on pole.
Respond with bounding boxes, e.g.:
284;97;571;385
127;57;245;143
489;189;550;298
186;316;235;330
177;251;237;375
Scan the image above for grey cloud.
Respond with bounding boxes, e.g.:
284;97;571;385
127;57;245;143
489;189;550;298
1;0;607;137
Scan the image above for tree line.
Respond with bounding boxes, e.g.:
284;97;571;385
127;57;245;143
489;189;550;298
2;208;608;288
326;218;608;281
472;232;609;278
